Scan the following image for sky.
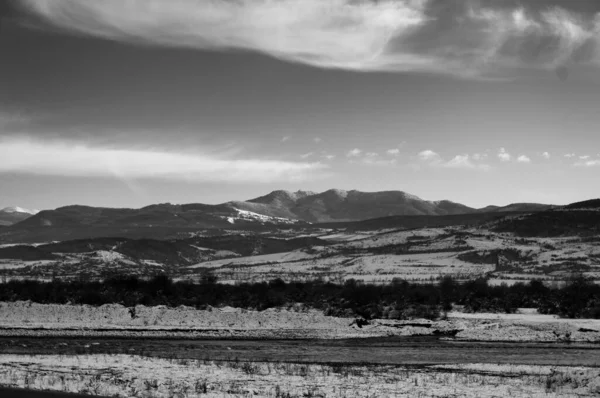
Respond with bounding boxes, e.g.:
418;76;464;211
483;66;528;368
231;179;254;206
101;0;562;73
1;0;600;210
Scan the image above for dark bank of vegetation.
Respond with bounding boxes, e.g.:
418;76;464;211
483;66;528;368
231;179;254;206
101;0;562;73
0;274;599;320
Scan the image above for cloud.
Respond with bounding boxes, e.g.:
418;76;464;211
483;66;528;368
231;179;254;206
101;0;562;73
579;155;591;160
322;154;336;160
564;153;576;158
472;153;488;161
281;136;291;143
346;148;362;157
346;150;397;166
386;148;401;156
0;137;327;183
498;148;512;162
542;152;551;159
418;149;440;162
575;159;600;167
444;154;490;171
517;155;532;163
362;158;397;166
18;0;600;78
300;152;314;159
417;151;490;171
313;137;322;144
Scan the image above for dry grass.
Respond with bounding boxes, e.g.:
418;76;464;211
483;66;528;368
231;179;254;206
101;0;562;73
1;354;599;397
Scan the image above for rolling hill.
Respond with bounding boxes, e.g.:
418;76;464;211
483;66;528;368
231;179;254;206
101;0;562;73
0;207;39;226
235;189;480;222
0;189;556;242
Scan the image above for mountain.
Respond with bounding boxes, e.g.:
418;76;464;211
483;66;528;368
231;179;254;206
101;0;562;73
233;189;478;223
1;206;39;215
1;189;556;242
0;206;39;226
12;203;303;230
2;202;305;242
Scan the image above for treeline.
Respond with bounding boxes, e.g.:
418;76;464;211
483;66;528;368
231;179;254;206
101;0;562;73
0;275;599;319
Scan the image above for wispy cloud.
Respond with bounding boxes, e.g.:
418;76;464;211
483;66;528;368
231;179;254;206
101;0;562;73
300;152;314;159
575;159;600;167
517;155;532;163
362;158;397;166
0;137;327;183
417;150;489;171
313;137;322;144
542;152;551;159
418;149;440;162
18;0;600;78
444;154;490;171
564;153;576;158
579;155;591;160
281;136;291;143
350;151;397;166
386;148;401;156
346;148;362;157
498;148;512;162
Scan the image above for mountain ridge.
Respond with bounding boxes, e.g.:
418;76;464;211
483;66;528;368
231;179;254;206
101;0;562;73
0;206;41;226
4;189;556;230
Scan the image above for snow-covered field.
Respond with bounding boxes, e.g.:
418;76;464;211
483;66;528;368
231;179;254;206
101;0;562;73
184;228;600;283
1;302;599;343
1;354;599;397
2;226;600;284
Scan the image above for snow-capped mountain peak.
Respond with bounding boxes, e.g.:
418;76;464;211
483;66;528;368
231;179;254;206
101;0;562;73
1;206;40;215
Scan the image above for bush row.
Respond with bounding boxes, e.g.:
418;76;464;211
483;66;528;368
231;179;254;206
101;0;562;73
0;275;598;319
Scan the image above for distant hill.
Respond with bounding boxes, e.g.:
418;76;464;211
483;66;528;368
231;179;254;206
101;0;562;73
477;203;555;213
0;206;39;226
0;235;331;269
563;199;600;210
1;189;556;242
316;211;527;231
492;199;600;237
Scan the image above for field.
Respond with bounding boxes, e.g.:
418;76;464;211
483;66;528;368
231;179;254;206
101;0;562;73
1;226;599;285
1;352;600;397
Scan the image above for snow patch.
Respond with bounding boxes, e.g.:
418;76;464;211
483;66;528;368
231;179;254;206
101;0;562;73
1;206;39;215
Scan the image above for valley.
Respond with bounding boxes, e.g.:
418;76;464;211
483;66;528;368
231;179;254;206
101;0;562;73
1;193;599;397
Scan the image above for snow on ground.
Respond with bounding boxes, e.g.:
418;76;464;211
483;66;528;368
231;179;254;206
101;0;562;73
0;260;56;270
318;232;373;242
188;250;316;269
446;309;600;342
222;208;300;225
0;301;355;333
340;228;449;249
94;250;137;265
2;302;600;343
448;309;600;329
1;354;598;398
3;228;600;284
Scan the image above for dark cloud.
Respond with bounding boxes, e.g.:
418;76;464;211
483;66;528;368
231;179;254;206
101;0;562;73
14;0;600;78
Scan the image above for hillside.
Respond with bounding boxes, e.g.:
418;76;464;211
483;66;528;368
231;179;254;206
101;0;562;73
1;189;556;243
492;207;600;237
234;189;477;222
478;203;555;213
0;207;38;226
234;189;554;223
